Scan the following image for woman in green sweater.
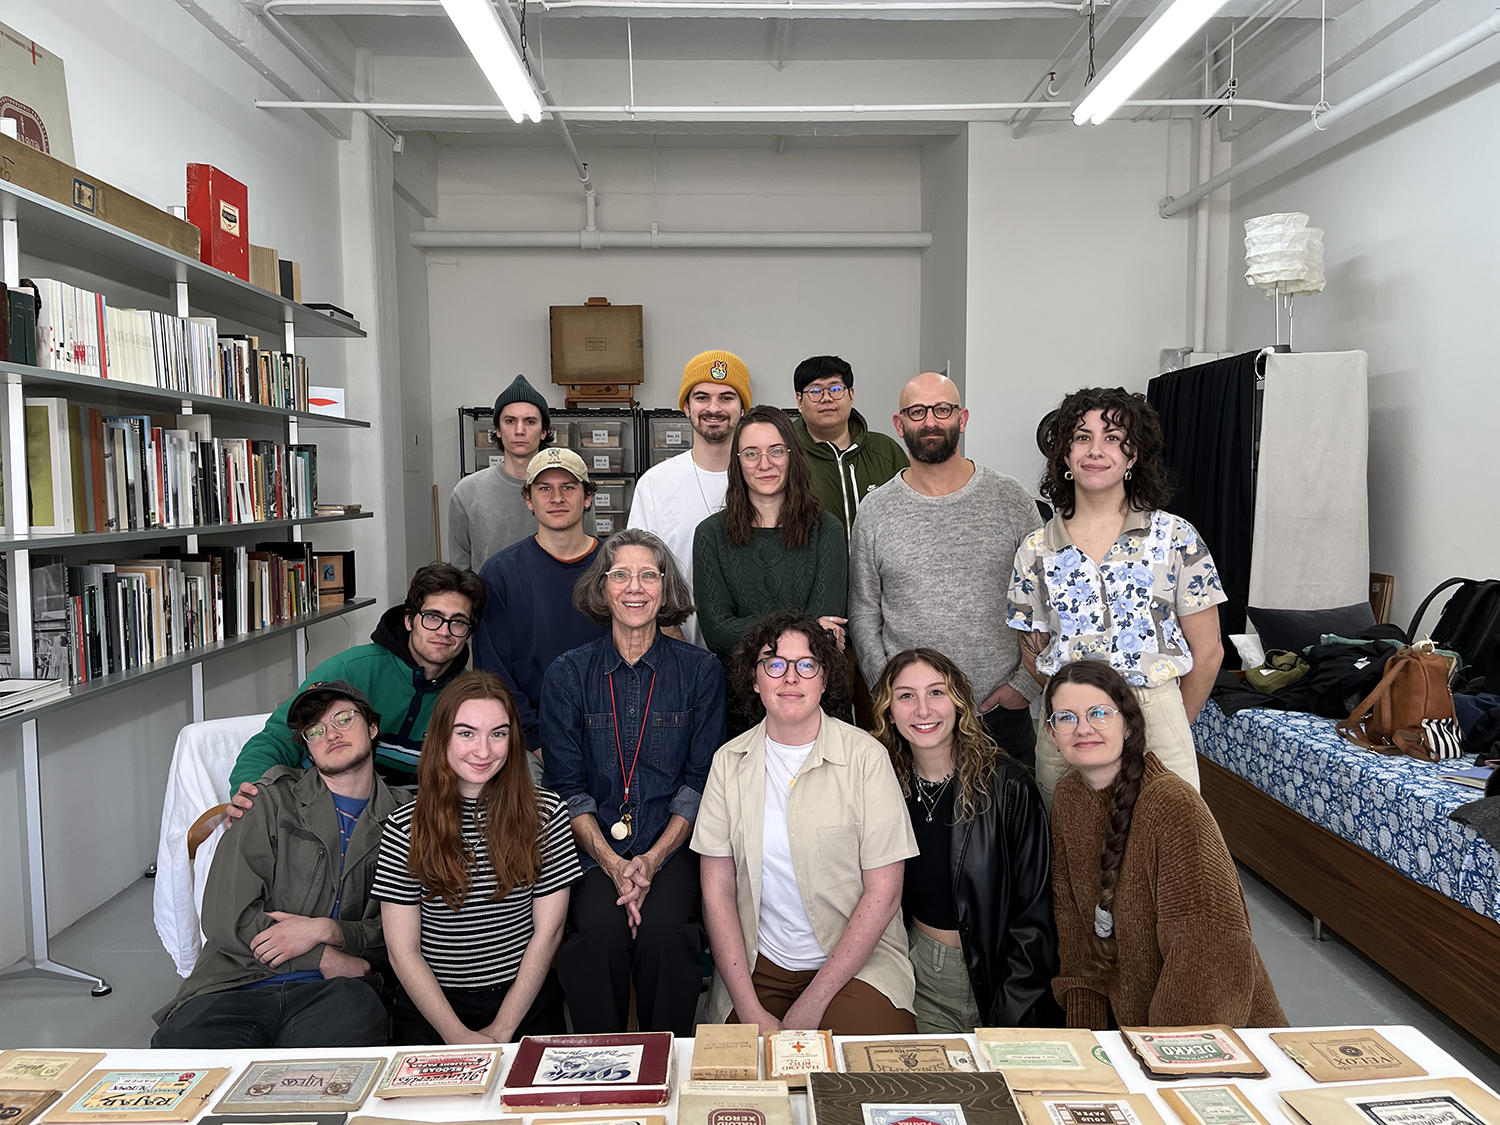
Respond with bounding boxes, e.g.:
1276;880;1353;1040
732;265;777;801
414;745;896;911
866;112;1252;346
694;406;848;729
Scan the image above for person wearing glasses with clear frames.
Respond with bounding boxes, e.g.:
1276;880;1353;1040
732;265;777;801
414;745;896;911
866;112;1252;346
154;680;410;1047
790;355;908;538
849;372;1044;767
538;529;726;1036
692;609;920;1035
1045;660;1283;1031
228;563;487;810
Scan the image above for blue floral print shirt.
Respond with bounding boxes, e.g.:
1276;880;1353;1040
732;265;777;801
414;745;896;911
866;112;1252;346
1006;508;1226;686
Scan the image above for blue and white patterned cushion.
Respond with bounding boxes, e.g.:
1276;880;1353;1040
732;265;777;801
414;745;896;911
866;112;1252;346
1193;701;1500;923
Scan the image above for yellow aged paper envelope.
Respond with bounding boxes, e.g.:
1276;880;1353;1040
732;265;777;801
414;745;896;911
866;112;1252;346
1270;1031;1427;1084
1280;1077;1500;1125
975;1030;1126;1094
0;1054;105;1093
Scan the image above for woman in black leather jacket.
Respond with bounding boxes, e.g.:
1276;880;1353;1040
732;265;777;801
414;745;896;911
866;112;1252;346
872;648;1061;1031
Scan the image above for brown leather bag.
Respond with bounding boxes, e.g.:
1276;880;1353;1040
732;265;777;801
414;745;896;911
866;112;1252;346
1336;642;1456;760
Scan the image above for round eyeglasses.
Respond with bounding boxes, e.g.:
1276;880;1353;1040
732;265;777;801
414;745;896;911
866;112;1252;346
416;611;473;638
759;655;823;680
899;402;960;422
801;384;847;402
302;709;362;744
1045;704;1120;735
738;445;789;465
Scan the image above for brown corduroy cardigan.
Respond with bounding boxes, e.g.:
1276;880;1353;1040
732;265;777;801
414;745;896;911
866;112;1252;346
1050;753;1287;1030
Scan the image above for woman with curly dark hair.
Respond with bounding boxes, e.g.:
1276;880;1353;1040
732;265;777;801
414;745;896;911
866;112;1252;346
691;609;919;1034
1045;661;1283;1030
1007;387;1225;796
871;648;1059;1032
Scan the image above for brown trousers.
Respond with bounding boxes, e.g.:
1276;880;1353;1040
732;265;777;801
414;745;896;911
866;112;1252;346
736;955;917;1035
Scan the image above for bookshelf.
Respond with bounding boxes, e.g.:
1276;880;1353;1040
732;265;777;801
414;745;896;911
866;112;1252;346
0;173;371;999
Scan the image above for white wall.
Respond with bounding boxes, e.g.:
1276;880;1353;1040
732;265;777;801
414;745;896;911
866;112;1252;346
0;0;378;971
424;142;923;505
919;130;970;397
1224;0;1500;625
963;119;1191;489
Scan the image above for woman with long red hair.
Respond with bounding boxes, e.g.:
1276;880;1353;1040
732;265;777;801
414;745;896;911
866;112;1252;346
372;672;582;1044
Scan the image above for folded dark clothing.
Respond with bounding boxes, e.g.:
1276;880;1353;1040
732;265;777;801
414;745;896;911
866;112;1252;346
1455;693;1500;733
1451;796;1500;852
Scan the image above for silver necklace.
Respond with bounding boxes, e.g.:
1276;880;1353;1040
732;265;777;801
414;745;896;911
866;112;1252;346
913;770;954;822
690;453;724;516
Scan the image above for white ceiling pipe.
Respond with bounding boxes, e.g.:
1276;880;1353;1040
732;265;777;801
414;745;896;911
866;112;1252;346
1161;6;1500;217
257;97;1316;115
263;0;1090;14
411;229;934;248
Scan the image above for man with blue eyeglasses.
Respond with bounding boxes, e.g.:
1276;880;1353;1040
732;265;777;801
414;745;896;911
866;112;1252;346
791;355;908;538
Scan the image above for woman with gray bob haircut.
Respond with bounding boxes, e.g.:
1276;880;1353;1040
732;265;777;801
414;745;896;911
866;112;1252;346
538;526;727;1037
572;529;696;627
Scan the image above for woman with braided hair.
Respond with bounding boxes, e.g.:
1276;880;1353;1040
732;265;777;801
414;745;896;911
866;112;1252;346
1045;661;1284;1030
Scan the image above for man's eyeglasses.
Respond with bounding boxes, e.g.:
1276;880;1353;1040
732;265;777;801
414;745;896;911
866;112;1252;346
606;568;663;586
739;445;789;465
1046;704;1120;735
801;384;847;402
899;402;960;423
759;655;823;680
416;611;473;638
302;709;362;745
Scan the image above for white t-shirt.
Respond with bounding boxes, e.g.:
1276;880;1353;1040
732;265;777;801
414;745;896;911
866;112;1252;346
627;450;728;649
756;737;826;971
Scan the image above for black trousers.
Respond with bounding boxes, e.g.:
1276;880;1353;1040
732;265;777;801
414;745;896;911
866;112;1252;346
982;702;1037;771
559;847;703;1036
391;968;566;1044
152;975;387;1048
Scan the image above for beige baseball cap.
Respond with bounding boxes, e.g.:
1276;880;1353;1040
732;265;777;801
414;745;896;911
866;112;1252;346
525;446;591;486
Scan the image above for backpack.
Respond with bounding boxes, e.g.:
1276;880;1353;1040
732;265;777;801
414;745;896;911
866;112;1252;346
1406;578;1500;691
1336;642;1461;761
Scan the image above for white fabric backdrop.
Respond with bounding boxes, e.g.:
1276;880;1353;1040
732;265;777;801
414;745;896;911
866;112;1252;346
1248;349;1371;613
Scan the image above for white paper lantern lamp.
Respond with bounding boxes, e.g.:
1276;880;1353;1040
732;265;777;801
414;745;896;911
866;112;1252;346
1244;212;1325;349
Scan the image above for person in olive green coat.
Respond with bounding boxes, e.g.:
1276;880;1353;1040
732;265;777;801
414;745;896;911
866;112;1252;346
153;682;412;1046
792;355;909;537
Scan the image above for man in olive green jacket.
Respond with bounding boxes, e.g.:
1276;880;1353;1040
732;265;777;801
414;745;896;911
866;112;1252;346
152;681;411;1047
792;355;908;537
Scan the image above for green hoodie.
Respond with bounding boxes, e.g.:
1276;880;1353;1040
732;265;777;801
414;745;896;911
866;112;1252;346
229;604;472;789
792;408;909;536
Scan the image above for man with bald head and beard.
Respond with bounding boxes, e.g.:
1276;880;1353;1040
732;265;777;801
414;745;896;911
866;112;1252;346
847;372;1043;766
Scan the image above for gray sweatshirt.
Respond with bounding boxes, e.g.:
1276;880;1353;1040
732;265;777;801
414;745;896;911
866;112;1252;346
848;463;1043;703
448;464;534;571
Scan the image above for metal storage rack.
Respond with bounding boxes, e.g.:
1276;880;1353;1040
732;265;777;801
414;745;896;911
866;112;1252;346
0;176;371;997
459;404;682;539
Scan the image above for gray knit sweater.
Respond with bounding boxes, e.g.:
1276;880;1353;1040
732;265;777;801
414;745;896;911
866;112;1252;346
848;463;1043;702
447;464;534;572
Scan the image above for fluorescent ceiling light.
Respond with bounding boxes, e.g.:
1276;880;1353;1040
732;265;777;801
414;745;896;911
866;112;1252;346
1072;0;1231;126
439;0;544;123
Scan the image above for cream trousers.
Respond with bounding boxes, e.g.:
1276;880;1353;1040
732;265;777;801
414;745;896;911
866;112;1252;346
1035;678;1200;799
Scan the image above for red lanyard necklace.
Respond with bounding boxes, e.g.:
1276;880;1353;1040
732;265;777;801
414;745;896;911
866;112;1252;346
608;668;656;841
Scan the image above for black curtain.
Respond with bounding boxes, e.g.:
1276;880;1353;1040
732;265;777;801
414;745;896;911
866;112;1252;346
1147;351;1258;643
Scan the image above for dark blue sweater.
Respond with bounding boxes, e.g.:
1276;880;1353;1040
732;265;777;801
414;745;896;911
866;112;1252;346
474;536;608;748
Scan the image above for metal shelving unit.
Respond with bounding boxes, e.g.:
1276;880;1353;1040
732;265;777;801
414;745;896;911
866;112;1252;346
0;179;370;999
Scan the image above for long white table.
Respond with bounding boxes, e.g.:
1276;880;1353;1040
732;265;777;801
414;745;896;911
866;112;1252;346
42;1026;1496;1125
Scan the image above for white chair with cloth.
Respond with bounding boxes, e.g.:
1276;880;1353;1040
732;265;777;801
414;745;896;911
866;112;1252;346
152;714;271;977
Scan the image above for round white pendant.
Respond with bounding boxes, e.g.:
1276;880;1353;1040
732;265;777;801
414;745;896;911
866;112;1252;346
610;820;629;840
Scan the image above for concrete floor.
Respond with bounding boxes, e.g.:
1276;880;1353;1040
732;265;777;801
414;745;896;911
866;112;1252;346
0;866;1498;1092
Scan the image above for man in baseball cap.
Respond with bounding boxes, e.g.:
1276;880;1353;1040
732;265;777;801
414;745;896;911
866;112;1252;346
626;349;752;648
153;679;410;1047
474;447;608;767
448;373;553;571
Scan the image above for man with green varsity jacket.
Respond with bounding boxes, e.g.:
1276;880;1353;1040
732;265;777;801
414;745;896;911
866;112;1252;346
227;562;486;794
792;355;908;538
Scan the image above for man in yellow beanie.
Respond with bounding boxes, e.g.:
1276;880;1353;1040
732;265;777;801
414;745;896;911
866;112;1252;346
627;350;751;647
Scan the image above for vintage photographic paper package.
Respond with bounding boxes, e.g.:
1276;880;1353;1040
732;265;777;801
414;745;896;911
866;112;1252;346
1270;1032;1427;1084
373;1051;501;1098
1160;1085;1276;1125
975;1031;1125;1094
1120;1028;1266;1079
842;1041;976;1074
1014;1093;1167;1125
1280;1079;1500;1125
213;1061;383;1114
44;1070;229;1123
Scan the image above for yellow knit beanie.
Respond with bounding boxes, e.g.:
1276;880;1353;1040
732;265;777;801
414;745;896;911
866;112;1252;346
679;350;752;411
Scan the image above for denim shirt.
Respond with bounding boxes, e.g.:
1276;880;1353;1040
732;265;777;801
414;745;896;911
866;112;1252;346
540;631;727;869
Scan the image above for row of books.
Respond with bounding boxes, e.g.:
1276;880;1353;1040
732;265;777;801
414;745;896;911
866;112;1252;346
23;397;319;535
26;543;355;686
19;276;312;410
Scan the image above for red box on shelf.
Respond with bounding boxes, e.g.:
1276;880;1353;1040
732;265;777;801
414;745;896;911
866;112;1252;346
186;163;249;280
